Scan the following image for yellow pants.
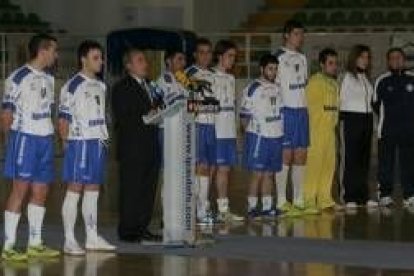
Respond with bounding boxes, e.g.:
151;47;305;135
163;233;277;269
304;130;336;209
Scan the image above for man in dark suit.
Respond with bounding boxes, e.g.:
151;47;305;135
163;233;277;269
111;48;161;242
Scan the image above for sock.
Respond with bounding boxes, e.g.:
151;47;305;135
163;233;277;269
82;191;99;241
3;211;21;250
262;196;273;211
197;176;210;218
292;165;305;207
217;197;229;213
276;165;289;207
27;203;46;247
62;191;80;243
247;196;258;211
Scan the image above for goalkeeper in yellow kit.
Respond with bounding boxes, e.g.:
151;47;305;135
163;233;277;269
304;48;342;211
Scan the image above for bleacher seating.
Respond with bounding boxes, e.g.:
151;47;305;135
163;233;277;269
239;0;414;32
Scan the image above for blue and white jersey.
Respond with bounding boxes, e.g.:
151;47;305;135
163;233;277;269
156;71;187;107
186;65;216;124
2;65;54;136
240;79;283;138
212;69;236;139
59;73;108;140
274;47;308;108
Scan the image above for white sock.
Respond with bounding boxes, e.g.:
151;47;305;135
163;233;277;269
27;203;46;247
3;211;20;250
276;165;289;207
62;191;80;243
262;196;273;211
292;165;304;206
197;176;210;218
247;196;258;211
82;191;99;241
217;198;229;213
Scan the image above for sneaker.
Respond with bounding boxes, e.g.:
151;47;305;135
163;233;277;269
301;207;320;216
86;236;116;252
366;200;379;208
283;207;303;218
404;196;414;208
27;244;60;258
261;208;283;218
218;211;245;222
247;208;262;220
63;240;85;256
2;248;28;262
379;196;394;207
278;202;292;212
345;202;358;209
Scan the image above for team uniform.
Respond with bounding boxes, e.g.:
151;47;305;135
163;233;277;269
273;47;310;214
274;47;309;149
59;73;115;255
2;64;57;260
59;73;108;185
3;65;55;183
373;70;414;206
186;65;217;223
304;72;339;210
186;65;217;166
213;69;237;166
240;79;283;173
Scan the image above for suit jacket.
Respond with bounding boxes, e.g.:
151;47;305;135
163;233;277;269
111;74;159;161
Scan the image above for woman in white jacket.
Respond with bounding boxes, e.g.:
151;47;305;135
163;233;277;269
339;44;378;209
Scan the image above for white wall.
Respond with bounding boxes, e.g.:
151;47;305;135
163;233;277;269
11;0;262;34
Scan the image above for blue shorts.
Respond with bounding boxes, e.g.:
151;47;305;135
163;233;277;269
63;139;107;185
196;123;216;165
243;132;283;172
216;138;237;166
282;107;310;149
4;131;54;183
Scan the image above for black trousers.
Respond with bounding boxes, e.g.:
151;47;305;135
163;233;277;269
378;135;414;199
117;155;159;240
340;112;373;204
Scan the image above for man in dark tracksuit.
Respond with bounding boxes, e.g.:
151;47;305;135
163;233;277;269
373;47;414;207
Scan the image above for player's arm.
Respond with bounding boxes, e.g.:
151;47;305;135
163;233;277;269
372;76;383;115
239;87;253;132
57;85;73;141
1;78;17;133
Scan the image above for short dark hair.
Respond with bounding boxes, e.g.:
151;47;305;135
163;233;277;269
213;39;237;63
283;20;305;35
28;33;57;60
346;44;371;77
387;47;406;59
164;49;185;65
259;53;278;68
77;40;103;68
319;48;338;64
123;47;144;67
195;37;212;51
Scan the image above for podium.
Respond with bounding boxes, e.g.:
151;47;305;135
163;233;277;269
143;79;219;247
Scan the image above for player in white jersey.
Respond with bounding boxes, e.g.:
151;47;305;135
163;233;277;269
59;41;115;255
240;54;284;219
185;38;217;224
213;40;244;222
1;34;59;261
273;20;318;216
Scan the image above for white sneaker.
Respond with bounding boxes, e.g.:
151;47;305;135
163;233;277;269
345;202;358;209
218;211;244;222
366;200;379;208
404;196;414;208
379;196;394;207
85;236;116;252
64;240;85;256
